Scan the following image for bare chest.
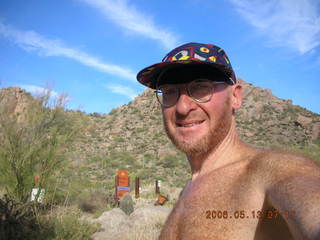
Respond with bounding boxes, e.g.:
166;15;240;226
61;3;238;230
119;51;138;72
159;165;285;240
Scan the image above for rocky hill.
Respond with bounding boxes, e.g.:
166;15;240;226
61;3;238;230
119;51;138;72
73;79;320;156
0;87;36;123
1;81;320;189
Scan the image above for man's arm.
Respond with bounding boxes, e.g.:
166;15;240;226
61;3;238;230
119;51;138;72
267;158;320;240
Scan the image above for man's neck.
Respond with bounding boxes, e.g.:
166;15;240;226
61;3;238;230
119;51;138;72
188;119;246;180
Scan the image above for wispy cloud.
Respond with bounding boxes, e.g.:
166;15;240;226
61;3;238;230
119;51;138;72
78;0;178;49
105;84;138;100
19;84;72;106
229;0;320;54
20;84;59;97
0;22;136;80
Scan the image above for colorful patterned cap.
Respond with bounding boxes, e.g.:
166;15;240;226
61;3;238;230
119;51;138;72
136;42;237;89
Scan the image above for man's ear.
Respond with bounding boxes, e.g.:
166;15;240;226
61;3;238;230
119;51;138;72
231;83;242;110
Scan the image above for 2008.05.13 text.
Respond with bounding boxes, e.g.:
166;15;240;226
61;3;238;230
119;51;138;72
205;210;296;220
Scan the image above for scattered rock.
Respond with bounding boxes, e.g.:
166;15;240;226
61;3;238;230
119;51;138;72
312;122;320;141
296;115;313;128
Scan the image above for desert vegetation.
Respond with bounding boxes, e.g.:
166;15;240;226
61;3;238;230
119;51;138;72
0;89;100;239
0;84;319;239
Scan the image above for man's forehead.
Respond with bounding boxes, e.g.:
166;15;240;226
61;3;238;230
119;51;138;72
157;64;228;86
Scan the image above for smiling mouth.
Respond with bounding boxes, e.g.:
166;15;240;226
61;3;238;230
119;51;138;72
176;120;205;128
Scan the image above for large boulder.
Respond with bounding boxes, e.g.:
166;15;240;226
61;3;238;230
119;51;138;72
91;205;172;240
91;208;132;239
129;205;172;227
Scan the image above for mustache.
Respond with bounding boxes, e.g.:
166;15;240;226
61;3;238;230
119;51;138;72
175;112;206;121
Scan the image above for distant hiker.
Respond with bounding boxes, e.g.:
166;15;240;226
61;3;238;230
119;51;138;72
136;42;320;240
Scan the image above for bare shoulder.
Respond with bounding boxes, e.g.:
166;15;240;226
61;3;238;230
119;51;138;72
246;147;320;185
250;149;320;239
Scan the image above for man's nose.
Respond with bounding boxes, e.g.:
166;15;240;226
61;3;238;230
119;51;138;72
175;88;197;115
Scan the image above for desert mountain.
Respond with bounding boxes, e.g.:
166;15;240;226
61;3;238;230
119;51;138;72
1;81;320;187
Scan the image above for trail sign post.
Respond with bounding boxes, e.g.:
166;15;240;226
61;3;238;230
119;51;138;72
135;177;140;198
115;170;131;205
31;175;45;203
155;180;161;195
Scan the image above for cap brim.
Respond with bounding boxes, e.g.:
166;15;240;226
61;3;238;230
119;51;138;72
137;60;235;89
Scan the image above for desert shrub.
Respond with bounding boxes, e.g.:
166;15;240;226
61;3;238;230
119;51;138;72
0;195;99;240
289;142;320;164
119;193;134;215
114;136;125;142
0;90;80;202
138;168;154;179
270;142;320;167
90;112;102;118
160;154;180;168
109;108;117;115
78;190;115;213
103;150;137;169
0;195;53;240
48;210;98;240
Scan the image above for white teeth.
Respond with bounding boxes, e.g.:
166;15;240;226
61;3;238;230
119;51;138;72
183;123;197;127
179;121;203;127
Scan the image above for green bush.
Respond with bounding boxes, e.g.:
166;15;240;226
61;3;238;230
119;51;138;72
0;90;80;202
49;211;98;240
119;193;134;216
0;198;99;240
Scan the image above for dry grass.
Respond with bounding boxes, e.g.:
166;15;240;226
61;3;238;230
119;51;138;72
129;215;166;240
41;205;100;240
93;214;167;240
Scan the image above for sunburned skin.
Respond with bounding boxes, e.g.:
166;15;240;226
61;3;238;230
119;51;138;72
159;143;320;239
158;82;320;240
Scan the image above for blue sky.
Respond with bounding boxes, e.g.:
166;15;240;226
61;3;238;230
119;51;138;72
0;0;319;114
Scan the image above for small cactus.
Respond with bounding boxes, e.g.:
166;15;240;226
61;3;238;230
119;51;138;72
119;193;134;215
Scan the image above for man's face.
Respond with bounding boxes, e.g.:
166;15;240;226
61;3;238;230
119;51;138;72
161;81;234;156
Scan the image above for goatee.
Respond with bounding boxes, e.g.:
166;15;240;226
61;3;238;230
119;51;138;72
163;100;232;157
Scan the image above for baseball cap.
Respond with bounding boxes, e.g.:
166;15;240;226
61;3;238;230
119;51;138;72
136;42;237;89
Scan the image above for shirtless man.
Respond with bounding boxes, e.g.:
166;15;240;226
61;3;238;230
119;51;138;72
136;42;320;240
